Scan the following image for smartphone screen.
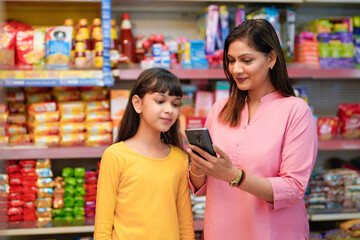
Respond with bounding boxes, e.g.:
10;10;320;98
185;128;216;158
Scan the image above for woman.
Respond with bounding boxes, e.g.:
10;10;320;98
187;19;318;240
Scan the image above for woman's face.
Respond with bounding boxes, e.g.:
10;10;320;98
227;39;275;93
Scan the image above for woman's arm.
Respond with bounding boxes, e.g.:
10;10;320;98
188;144;274;202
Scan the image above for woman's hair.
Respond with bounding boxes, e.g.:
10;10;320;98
220;19;295;127
115;68;183;148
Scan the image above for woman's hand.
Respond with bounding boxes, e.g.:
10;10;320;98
187;144;238;183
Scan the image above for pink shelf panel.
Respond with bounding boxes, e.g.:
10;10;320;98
318;139;360;150
0;145;109;160
115;64;314;80
311;68;360;79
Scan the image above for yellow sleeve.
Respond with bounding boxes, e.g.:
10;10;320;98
94;149;122;240
177;154;195;240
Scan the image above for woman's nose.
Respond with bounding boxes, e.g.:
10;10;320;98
233;62;244;74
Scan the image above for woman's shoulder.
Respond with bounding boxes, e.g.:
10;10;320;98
211;97;229;112
277;95;310;111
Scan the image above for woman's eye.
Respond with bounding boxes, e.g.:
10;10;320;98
243;59;252;63
228;59;235;64
156;100;164;104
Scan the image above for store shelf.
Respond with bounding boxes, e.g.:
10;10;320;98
114;65;360;81
0;219;204;236
309;212;360;221
311;68;360;79
318;139;360;151
0;69;113;87
113;64;313;81
0;145;109;160
0;225;94;236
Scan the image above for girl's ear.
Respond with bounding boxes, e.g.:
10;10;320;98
269;50;277;69
132;95;142;114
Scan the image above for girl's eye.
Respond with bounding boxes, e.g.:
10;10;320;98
172;103;180;107
243;59;252;63
156;100;164;104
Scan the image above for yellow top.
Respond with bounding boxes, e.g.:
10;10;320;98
94;142;195;240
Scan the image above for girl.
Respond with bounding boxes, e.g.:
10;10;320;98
187;19;318;240
94;68;195;240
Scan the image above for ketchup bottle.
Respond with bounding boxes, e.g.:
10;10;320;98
119;13;135;63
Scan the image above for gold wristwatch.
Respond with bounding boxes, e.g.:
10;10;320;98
229;168;243;187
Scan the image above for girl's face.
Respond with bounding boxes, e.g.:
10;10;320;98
227;39;276;94
137;90;181;133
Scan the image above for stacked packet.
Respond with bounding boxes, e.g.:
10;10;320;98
35;159;54;226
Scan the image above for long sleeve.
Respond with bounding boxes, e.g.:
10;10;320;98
177;160;195;240
94;149;121;239
267;103;318;210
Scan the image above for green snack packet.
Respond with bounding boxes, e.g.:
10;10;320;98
74;167;85;178
52;209;63;218
64;186;75;196
62;167;74;178
75;186;86;196
65;177;76;186
73;206;85;216
63;207;74;216
64;196;75;207
74;196;85;206
75;178;85;186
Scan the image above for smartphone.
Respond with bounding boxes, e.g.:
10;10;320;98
185;128;216;158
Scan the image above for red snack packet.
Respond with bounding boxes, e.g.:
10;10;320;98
23;213;37;221
23;193;36;202
10;199;24;207
317;117;339;140
9;214;22;222
8;207;23;215
19;160;36;169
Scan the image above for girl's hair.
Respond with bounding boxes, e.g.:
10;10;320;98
220;19;295;127
115;68;183;148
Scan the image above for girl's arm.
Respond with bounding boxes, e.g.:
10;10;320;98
177;157;195;240
94;150;121;239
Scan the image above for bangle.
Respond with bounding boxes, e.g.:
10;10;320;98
189;162;205;177
238;170;246;187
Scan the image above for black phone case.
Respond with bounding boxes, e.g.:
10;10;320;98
185;128;216;157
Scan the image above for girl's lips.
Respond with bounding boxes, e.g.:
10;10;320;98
162;118;172;124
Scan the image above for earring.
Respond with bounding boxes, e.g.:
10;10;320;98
270;66;273;70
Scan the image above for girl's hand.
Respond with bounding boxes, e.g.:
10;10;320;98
188;144;238;183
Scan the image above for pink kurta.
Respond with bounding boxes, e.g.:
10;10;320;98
189;91;318;240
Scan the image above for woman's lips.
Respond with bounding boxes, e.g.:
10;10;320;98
236;77;247;83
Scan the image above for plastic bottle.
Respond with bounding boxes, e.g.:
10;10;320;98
77;19;91;67
110;19;120;68
93;36;103;68
64;18;75;65
91;18;102;50
74;33;86;68
161;44;170;69
119;13;135;63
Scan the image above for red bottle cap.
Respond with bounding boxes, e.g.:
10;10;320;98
122;13;130;19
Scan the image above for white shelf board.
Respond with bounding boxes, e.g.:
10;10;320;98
309;212;360;221
0;225;94;236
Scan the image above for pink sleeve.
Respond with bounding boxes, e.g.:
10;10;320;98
267;103;318;210
187;172;207;196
